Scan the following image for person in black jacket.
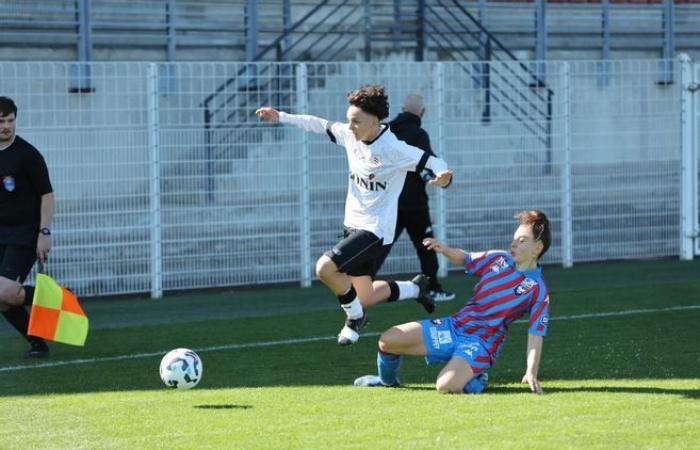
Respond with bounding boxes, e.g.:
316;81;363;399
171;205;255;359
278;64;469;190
380;94;455;302
0;96;53;358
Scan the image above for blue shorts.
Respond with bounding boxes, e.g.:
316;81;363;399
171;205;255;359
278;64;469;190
420;316;493;375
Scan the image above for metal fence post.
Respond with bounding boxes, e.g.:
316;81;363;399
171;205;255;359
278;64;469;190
71;0;93;93
147;63;163;298
534;0;547;84
597;0;610;86
434;62;448;278
680;54;698;260
297;63;312;287
560;62;573;268
363;0;371;61
416;0;425;61
659;0;675;85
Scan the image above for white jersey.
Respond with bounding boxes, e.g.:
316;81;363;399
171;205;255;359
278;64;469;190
279;112;448;245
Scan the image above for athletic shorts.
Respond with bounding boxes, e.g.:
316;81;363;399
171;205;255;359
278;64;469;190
323;227;392;277
419;316;493;375
0;244;36;283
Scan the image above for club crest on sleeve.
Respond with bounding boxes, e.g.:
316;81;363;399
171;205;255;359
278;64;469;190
514;278;537;295
2;176;15;192
489;257;508;273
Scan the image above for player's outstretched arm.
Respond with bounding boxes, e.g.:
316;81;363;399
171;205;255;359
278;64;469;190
421;155;452;187
423;238;467;265
255;107;280;123
428;169;453;187
521;333;544;394
256;107;330;135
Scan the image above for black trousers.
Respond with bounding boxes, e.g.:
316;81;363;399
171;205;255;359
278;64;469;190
377;208;442;291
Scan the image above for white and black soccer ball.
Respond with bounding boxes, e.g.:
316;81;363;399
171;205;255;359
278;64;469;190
159;348;203;389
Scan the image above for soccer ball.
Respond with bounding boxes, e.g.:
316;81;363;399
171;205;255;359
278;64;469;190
159;348;203;389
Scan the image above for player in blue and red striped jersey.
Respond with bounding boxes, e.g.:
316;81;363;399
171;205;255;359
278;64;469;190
354;210;551;394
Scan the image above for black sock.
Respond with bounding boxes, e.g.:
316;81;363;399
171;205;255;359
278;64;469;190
23;285;34;306
2;306;46;347
337;285;357;305
3;306;32;343
387;280;400;302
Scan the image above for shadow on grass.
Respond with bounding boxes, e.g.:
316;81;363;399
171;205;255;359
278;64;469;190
483;385;700;400
397;384;699;400
194;404;253;410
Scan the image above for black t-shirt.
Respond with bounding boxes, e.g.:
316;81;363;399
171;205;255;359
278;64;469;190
0;135;53;245
388;112;436;211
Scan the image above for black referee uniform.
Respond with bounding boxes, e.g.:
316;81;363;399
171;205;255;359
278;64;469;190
378;111;453;298
1;134;53;357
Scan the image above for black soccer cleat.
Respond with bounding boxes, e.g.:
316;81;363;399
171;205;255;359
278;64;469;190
23;340;50;359
337;312;369;346
412;274;435;314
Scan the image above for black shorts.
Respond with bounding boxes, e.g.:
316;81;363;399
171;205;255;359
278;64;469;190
0;244;36;283
324;228;392;277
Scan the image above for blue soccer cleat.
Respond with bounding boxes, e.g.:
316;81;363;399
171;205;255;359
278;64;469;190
463;372;489;394
353;375;400;387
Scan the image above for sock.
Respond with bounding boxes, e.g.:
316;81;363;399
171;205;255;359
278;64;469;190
387;281;400;302
341;298;364;320
396;281;419;300
463;374;487;394
337;286;363;319
3;306;32;343
23;285;34;306
377;351;402;385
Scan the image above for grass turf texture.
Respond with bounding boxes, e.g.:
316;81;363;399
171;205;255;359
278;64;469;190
0;259;698;449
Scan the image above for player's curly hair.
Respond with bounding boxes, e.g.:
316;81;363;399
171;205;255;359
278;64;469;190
515;210;551;259
347;85;389;121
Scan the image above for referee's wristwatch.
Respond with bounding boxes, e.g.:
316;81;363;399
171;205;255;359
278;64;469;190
39;227;51;236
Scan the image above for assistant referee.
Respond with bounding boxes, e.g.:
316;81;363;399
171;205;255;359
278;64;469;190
0;96;53;358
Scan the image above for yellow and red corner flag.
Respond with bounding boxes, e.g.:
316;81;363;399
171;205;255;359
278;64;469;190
28;274;88;346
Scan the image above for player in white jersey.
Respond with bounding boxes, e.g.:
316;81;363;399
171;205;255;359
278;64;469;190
256;85;453;345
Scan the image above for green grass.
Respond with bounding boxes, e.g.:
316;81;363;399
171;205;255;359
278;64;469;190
1;259;699;449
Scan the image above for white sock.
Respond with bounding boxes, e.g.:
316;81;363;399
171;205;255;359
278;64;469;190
341;298;364;319
396;281;419;300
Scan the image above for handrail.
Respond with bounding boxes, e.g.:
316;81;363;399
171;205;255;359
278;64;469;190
201;0;330;107
447;0;553;97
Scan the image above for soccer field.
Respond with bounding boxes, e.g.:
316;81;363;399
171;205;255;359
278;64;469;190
1;259;699;449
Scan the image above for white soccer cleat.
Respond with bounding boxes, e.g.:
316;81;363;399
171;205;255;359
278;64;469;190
337;312;368;346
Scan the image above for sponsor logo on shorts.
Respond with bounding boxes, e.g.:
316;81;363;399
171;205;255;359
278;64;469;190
332;247;342;256
2;176;15;192
437;330;452;345
430;319;443;325
429;326;452;350
514;278;537;295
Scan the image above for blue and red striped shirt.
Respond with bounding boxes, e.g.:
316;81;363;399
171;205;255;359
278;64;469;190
451;250;550;360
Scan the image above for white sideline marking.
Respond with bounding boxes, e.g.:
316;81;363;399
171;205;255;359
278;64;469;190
1;304;698;373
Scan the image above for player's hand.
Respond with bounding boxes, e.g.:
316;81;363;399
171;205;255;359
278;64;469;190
428;170;453;187
255;107;280;123
521;373;543;395
36;234;51;264
423;238;446;254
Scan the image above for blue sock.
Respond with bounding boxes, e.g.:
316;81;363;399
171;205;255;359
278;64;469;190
463;374;487;394
377;351;402;385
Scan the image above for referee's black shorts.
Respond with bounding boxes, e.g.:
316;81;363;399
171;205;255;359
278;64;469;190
324;227;392;278
0;244;36;283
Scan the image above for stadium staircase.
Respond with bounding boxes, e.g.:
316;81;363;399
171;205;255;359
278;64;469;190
200;0;555;206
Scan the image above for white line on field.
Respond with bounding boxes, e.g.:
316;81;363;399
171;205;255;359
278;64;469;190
1;304;698;373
